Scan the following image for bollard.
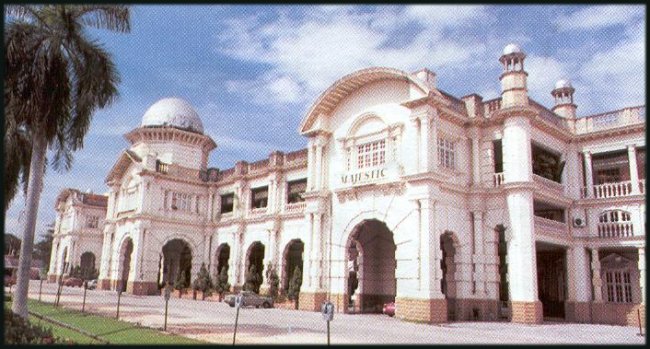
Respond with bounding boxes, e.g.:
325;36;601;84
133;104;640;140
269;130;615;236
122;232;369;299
38;279;44;302
638;309;644;336
233;294;242;345
116;291;122;319
163;285;171;331
321;301;334;346
82;281;88;313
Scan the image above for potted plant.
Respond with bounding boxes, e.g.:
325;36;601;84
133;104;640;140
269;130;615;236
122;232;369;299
192;263;212;300
287;266;302;309
174;270;188;298
214;267;231;301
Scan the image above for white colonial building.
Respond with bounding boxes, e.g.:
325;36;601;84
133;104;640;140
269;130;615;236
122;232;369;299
48;44;646;326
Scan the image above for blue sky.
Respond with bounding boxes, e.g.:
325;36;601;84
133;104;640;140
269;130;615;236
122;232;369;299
5;5;645;240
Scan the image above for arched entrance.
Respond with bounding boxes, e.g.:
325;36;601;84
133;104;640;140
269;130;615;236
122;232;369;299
346;219;396;314
80;252;96;279
440;231;458;320
118;238;134;292
244;242;265;293
282;239;304;292
161;239;193;287
215;243;230;278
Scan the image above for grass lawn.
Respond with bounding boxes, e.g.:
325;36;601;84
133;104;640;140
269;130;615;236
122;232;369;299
25;299;206;344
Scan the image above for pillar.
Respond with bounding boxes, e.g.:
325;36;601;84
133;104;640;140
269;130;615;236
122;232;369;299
628;145;640;194
591;249;603;302
583;151;593;198
473;211;486;296
638;247;645;304
470;128;481;186
566;246;592;322
307;142;315;191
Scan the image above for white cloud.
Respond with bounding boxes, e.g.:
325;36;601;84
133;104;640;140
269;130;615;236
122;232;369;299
555;5;644;31
215;5;489;107
525;55;570;105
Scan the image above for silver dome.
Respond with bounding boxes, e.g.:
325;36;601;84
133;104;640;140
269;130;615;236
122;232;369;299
502;43;523;55
141;98;204;134
554;79;573;89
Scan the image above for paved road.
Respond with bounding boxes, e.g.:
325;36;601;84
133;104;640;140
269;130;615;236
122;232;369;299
19;281;645;344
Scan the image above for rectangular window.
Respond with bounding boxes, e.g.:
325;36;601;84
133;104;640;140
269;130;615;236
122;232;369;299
357;139;385;169
287;179;307;203
596;168;621;185
605;270;633;303
220;193;234;213
251;186;269;209
438;137;456;169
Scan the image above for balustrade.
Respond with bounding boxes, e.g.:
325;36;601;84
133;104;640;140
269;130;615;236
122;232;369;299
493;172;504;187
597;222;634;238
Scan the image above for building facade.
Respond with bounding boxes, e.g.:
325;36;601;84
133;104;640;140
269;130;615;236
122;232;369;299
48;44;646;326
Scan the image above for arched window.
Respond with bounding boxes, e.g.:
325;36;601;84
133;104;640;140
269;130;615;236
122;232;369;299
600;253;635;303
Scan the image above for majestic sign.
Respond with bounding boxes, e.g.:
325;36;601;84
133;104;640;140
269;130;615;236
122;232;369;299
339;163;400;187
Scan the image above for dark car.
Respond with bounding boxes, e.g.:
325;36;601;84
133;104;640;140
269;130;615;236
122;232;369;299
87;279;97;290
383;302;395;317
63;277;84;287
224;291;274;308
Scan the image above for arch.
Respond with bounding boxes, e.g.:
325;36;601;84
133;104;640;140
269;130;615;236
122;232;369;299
282;239;304;292
160;238;193;287
117;237;134;292
345;218;396;314
346;113;388;139
214;243;231;277
598;209;634;237
440;230;459;320
299;67;431;133
244;241;265;293
79;252;96;279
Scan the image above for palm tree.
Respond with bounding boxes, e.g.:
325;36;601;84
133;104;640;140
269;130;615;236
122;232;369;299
5;5;130;318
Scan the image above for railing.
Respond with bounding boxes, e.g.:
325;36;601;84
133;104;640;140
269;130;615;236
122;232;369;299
284;201;306;214
587;181;633;199
529;100;569;129
248;159;269;173
483;98;501;118
575;106;645;134
597;222;634;238
640;179;645;194
249;206;268;216
532;174;564;192
493;172;504;187
285;149;308;166
217;168;235;181
155;161;169;174
534;216;568;237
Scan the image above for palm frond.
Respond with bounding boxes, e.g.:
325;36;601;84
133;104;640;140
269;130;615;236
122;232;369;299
73;5;131;33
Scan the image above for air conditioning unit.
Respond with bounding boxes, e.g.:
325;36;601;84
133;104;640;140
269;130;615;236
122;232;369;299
573;217;586;227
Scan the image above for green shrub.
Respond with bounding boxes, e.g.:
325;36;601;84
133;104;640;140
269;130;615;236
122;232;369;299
192;263;212;298
243;265;262;294
287;266;302;301
214;267;230;301
266;264;280;300
4;309;67;344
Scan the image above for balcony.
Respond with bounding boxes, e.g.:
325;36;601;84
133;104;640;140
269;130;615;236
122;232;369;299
534;216;568;238
581;180;645;199
284;201;306;214
249;207;268;216
575;105;645;134
533;174;564;193
597;222;634;238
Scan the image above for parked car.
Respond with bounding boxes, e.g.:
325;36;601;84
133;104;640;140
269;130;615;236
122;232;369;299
383;302;395;317
63;277;84;287
224;291;274;308
87;279;97;290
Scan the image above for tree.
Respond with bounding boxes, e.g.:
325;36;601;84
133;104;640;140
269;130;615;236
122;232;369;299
243;265;262;294
287;266;302;306
192;263;212;300
266;264;280;300
5;5;130;318
214;267;231;301
4;234;21;256
32;225;54;273
174;269;188;298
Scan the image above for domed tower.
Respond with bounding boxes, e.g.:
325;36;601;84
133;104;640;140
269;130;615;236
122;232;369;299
499;43;529;108
125;98;217;171
550;79;577;119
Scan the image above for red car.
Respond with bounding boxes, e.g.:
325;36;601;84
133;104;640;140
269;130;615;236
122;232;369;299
63;277;84;287
383;302;395;317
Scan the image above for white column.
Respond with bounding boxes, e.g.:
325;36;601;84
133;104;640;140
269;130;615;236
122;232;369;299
48;237;60;276
470;128;481;186
307;143;315;191
207;190;214;222
503;117;532;183
583;151;594;198
420;199;444;298
638;247;646;304
591;249;603;302
315;145;324;190
505;189;537;302
311;213;323;289
628;145;640;194
419;114;435;172
568;246;591;302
